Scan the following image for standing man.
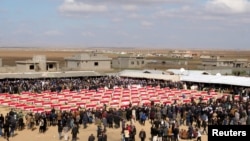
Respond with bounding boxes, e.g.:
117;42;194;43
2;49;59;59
97;132;107;141
71;124;79;141
39;118;44;133
3;121;10;141
201;119;207;134
130;125;137;141
58;122;63;140
102;132;107;141
173;125;179;141
88;133;95;141
139;129;146;141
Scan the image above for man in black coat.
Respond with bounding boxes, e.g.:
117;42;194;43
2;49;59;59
88;133;95;141
3;121;10;141
98;132;107;141
130;125;136;141
71;124;79;141
57;122;63;140
173;126;179;141
97;125;102;137
139;129;146;141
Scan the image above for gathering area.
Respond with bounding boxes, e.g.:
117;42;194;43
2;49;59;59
0;75;249;141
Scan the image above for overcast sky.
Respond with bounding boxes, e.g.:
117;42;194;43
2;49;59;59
0;0;249;50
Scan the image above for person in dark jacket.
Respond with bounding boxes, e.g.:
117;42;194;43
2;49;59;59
71;124;79;141
43;115;47;132
173;125;180;141
3;121;10;141
130;125;136;141
113;114;120;128
82;112;88;129
187;125;193;140
107;113;113;128
97;125;102;138
151;125;158;141
201;120;207;134
102;132;107;141
139;129;146;141
97;132;107;141
97;133;103;141
58;122;63;140
157;127;164;141
88;133;95;141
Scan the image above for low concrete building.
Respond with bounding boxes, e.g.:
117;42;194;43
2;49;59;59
202;56;249;68
216;59;234;67
171;50;197;59
16;55;59;72
112;56;146;69
200;55;213;59
233;59;249;68
64;52;112;71
183;54;193;59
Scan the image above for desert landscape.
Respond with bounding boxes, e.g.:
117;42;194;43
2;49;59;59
1;47;247;141
1;47;250;71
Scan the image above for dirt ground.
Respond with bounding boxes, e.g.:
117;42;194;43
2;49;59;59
0;106;208;141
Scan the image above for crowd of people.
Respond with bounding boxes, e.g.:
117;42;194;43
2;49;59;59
0;97;249;141
0;76;250;141
0;76;185;94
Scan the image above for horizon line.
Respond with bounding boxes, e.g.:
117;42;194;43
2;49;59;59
0;46;249;51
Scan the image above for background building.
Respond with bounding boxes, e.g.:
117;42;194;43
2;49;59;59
16;55;59;72
112;56;147;69
64;52;112;71
202;56;249;68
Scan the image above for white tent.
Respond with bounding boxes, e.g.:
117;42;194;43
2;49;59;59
118;70;180;81
180;74;250;87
